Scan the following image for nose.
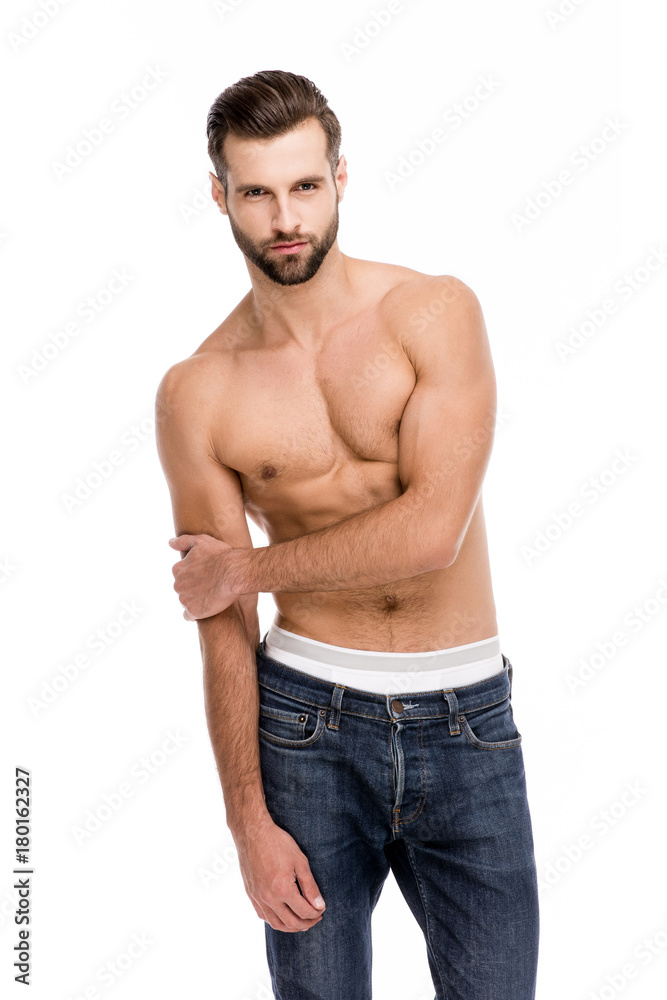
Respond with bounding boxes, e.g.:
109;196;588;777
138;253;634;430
271;195;301;238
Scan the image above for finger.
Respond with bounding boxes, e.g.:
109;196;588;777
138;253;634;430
282;879;326;921
293;858;326;911
265;897;324;933
250;899;267;923
169;535;196;551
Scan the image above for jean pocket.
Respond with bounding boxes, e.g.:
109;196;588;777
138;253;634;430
258;685;326;748
459;696;522;749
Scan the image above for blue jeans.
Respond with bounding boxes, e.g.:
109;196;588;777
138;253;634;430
255;638;539;1000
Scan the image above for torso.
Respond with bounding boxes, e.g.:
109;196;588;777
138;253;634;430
193;257;498;652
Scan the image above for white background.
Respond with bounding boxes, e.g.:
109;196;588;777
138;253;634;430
2;0;666;998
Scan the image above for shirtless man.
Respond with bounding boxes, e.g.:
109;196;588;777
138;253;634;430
155;70;539;1000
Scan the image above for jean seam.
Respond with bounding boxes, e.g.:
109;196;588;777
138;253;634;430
258;696;509;725
405;841;448;999
459;714;523;749
397;720;428;826
258;713;326;748
258;680;328;712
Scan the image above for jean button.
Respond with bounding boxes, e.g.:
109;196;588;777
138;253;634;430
391;699;404;713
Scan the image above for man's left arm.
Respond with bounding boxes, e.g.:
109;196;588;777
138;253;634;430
171;276;498;617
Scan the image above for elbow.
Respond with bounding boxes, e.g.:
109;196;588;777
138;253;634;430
442;543;459;569
436;540;457;570
400;494;457;572
437;525;467;569
421;533;456;573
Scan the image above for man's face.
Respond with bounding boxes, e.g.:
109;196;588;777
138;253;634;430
212;118;346;286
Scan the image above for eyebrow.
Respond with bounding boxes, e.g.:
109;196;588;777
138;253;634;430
234;175;327;195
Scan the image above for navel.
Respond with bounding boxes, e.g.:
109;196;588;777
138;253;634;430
384;594;397;606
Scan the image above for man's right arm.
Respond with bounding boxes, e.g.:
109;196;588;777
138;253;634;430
155;357;326;932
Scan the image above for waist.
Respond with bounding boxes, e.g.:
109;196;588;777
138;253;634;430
263;623;504;695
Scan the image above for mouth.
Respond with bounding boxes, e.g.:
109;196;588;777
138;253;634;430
270;241;309;255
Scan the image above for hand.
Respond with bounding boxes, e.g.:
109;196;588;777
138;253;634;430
233;815;326;933
169;533;239;620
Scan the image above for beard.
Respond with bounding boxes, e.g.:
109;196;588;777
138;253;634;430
226;201;340;286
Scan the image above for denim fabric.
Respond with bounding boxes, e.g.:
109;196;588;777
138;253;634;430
256;637;539;1000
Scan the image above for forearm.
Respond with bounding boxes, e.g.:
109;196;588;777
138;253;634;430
231;491;450;596
197;602;267;837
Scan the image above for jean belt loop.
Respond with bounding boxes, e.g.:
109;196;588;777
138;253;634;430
443;689;460;736
327;684;345;730
506;657;514;698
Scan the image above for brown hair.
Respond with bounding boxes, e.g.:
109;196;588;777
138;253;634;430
206;70;342;196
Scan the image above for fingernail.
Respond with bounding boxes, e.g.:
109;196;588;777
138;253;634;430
314;895;325;908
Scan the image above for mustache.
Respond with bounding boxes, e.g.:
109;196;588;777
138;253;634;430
265;236;311;247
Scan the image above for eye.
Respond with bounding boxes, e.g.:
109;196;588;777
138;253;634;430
244;188;265;198
298;183;317;192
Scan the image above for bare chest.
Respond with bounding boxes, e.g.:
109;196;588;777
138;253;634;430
214;322;417;519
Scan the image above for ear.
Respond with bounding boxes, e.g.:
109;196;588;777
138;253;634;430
209;171;228;215
335;155;348;203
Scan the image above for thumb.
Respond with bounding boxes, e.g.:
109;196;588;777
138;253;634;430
169;534;196;552
294;856;325;909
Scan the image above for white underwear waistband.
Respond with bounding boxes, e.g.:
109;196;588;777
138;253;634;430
263;623;504;696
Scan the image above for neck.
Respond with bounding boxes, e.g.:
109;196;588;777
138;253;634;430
244;244;355;348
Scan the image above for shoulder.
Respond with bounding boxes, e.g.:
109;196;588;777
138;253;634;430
378;272;491;378
155;293;256;402
379;272;482;336
345;256;479;319
155;351;232;429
